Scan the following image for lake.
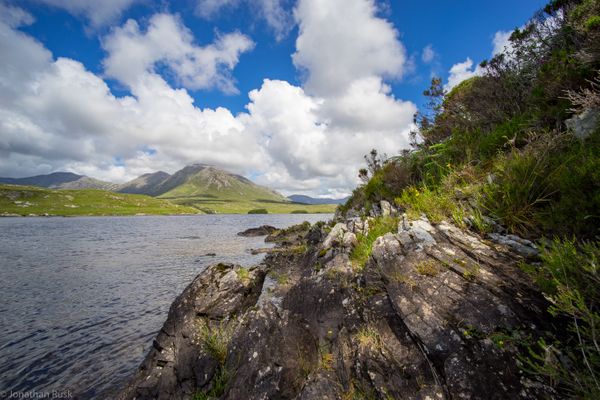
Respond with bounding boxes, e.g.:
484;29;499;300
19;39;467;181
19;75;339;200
0;214;331;399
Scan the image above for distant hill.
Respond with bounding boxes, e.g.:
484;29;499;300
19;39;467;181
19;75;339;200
0;165;337;214
117;171;171;196
0;184;197;216
156;164;287;201
288;194;349;205
0;172;117;191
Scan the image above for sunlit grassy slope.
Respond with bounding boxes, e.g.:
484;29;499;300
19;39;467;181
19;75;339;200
157;166;336;214
164;195;336;214
0;184;199;216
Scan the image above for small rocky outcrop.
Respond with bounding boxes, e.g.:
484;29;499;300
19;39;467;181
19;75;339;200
120;216;555;399
237;225;278;237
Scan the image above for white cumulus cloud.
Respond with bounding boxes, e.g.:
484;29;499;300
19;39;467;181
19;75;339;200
0;1;416;197
102;13;254;94
293;0;407;97
445;57;483;91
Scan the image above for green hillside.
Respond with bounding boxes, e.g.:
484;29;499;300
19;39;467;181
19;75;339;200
0;184;199;216
157;165;335;214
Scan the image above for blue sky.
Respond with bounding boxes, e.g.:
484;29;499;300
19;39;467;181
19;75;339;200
0;0;547;196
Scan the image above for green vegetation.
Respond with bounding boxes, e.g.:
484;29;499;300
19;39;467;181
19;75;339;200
349;216;398;270
414;260;440;277
522;239;600;398
194;318;236;399
155;166;336;214
0;184;198;216
247;208;268;214
235;267;250;284
338;1;600;397
167;196;335;214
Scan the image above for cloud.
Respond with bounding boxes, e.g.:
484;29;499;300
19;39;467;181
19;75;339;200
293;0;407;97
0;2;35;27
195;0;293;41
421;44;435;63
30;0;138;28
102;13;254;94
0;2;416;197
444;57;483;91
195;0;239;18
492;30;514;56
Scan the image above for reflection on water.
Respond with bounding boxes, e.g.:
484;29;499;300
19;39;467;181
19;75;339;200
0;214;331;398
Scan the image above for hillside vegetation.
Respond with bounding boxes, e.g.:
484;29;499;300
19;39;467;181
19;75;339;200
339;1;600;397
156;166;335;214
0;184;199;216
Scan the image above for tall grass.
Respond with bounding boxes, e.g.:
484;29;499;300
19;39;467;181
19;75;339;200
350;216;398;269
522;239;600;398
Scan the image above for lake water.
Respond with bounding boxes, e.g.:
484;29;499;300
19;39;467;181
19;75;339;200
0;214;331;399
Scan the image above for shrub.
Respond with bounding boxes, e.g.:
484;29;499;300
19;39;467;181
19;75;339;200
522;239;600;398
248;208;268;214
291;209;308;214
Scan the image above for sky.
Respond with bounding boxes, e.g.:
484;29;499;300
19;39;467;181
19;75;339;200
0;0;547;197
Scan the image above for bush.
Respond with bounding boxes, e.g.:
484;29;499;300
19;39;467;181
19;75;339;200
522;239;600;398
248;208;268;214
291;209;308;214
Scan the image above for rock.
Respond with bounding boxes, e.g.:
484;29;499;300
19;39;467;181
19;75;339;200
237;225;278;237
342;231;358;249
119;263;265;400
565;108;600;139
380;200;393;217
487;232;539;259
121;217;554;400
371;233;402;262
322;223;348;249
204;252;216;257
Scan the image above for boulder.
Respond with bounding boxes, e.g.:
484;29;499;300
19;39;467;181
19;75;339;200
565;108;600;139
322;222;348;249
237;225;278;237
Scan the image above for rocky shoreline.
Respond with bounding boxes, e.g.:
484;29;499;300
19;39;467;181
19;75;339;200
119;206;555;399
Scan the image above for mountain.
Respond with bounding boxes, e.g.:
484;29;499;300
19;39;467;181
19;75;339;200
288;194;349;205
0;172;117;191
117;171;171;196
0;165;337;214
156;164;287;202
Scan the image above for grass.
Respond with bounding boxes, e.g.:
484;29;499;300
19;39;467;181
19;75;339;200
356;326;383;351
520;239;600;398
414;260;439;277
235;267;250;284
166;195;336;214
395;186;456;223
0;184;198;216
197;319;235;365
350;216;398;270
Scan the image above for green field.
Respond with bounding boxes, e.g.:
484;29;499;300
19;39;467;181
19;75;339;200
0;184;337;216
160;195;337;214
0;184;199;216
